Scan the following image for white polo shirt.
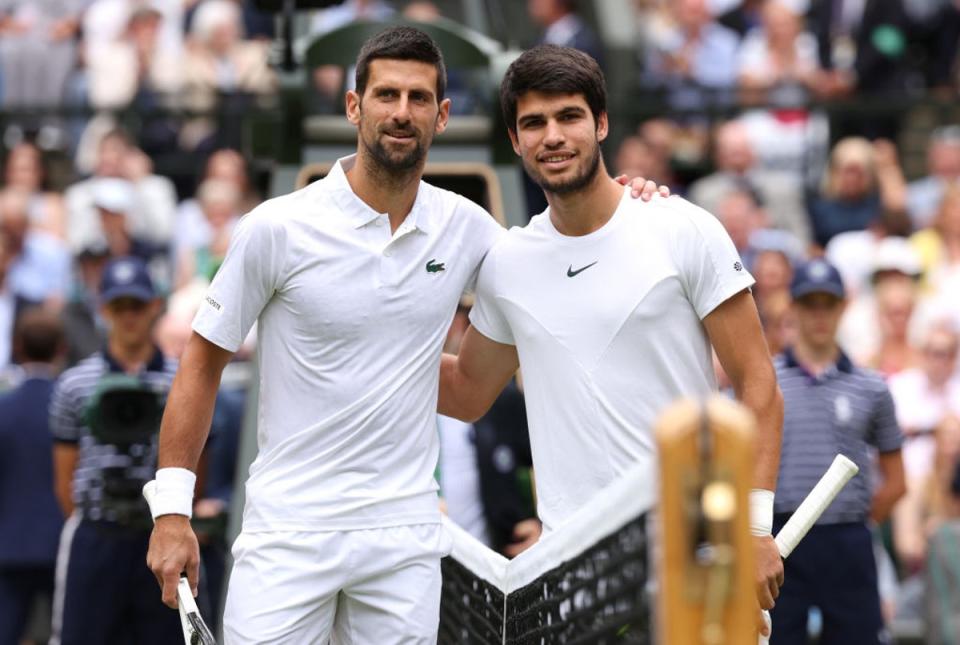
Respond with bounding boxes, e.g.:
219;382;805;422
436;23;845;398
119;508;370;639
193;155;503;532
470;189;754;532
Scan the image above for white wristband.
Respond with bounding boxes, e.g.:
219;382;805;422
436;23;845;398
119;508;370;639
749;489;774;537
151;468;196;519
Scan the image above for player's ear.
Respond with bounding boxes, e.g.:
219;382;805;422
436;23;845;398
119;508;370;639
435;97;451;135
508;128;521;157
596;111;609;143
345;90;361;125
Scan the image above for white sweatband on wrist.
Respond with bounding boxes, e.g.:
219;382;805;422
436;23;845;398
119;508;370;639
749;489;775;536
151;468;196;519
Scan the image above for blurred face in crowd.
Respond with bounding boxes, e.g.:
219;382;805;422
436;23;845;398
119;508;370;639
921;327;959;387
614;136;656;182
4;143;44;191
198;180;240;228
716;191;763;251
929;140;960;179
834;160;871;200
97;136;130;177
346;58;450;176
674;0;709;32
102;296;162;348
715;123;754;174
528;0;565;26
509;91;606;195
792;292;845;350
759;290;796;356
936;188;960;238
763;1;801;47
753;250;793;298
206;150;248;192
128;10;162;52
0;190;31;252
875;278;915;341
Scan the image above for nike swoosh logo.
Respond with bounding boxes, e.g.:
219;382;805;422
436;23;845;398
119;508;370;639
567;261;598;277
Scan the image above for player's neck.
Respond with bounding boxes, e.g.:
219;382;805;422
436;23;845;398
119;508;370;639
346;151;423;233
546;172;624;237
792;340;840;376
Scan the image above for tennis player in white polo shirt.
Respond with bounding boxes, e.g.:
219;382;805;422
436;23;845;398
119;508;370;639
145;28;664;644
438;45;786;638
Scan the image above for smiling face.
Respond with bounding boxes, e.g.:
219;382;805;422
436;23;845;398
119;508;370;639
509;91;607;196
346;58;450;176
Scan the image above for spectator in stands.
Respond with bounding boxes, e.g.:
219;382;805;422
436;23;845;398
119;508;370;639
825;208;915;302
613;134;675;187
640;0;740;109
0;309;65;645
910;185;960;316
752;247;795;307
64;128;177;255
757;288;795;356
865;276;920;377
173;178;240;288
49;255;186;644
714;186;767;268
771;258;905;644
837;236;924;368
2;141;67;240
82;0;184;64
808;0;918;139
86;3;183;156
808;137;908;249
0;189;71;311
180;0;277;152
174;148;256;256
736;0;823;105
528;0;604;67
0;0;82;150
889;320;960;573
907;125;960;231
61;244;110;366
688;119;811;246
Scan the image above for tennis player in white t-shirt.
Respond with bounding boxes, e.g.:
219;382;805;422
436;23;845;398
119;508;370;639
145;28;665;644
438;44;786;638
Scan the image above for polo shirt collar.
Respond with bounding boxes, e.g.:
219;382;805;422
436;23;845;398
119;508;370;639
325;154;436;234
783;346;854;376
104;345;166;374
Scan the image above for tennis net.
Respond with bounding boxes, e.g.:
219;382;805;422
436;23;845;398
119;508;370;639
439;465;656;644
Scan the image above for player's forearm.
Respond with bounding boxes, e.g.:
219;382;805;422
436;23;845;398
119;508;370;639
158;337;231;471
870;478;906;524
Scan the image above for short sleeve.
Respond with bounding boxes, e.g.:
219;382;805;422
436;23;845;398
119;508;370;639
49;376;83;444
671;199;755;320
469;247;515;346
192;208;287;352
458;199;506;295
869;385;904;454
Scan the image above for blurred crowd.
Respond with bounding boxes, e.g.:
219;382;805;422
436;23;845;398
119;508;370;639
0;0;960;642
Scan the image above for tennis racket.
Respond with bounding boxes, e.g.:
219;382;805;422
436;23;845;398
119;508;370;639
759;454;860;643
143;480;217;645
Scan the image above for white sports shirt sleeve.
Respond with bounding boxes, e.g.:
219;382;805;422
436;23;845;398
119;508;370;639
193;207;286;352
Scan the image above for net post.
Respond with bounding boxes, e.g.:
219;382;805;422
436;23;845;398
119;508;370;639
655;397;758;644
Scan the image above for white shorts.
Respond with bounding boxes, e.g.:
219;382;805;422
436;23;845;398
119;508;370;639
222;524;452;645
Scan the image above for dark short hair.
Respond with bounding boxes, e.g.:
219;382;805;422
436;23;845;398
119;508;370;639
500;45;606;134
355;26;447;101
14;308;63;363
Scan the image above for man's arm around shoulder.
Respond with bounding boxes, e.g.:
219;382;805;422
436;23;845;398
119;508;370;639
439;325;519;423
147;332;233;608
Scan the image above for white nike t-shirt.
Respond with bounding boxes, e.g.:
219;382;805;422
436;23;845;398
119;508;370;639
193;155;503;532
470;189;754;532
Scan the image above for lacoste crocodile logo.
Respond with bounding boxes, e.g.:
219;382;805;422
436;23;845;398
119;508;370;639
567;261;598;278
426;259;446;273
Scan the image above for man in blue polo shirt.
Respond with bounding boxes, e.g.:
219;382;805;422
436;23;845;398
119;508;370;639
49;256;184;645
771;258;906;645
